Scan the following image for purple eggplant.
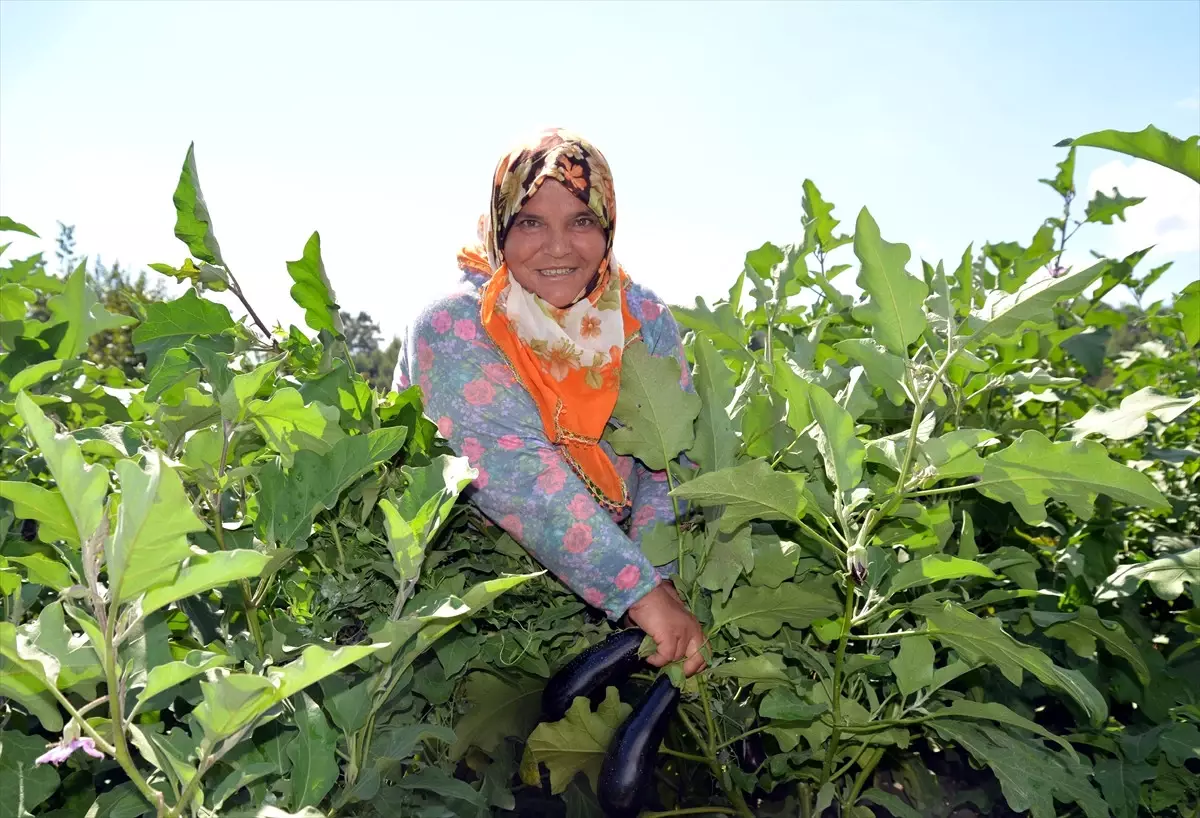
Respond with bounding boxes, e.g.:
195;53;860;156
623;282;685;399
542;628;646;722
597;675;680;817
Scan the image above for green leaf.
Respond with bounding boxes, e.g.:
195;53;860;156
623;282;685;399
673;298;751;362
256;427;407;547
1159;723;1200;766
835;339;910;405
978;430;1168;525
172;143;225;265
802;179;853;253
640;522;680;566
1094;758;1155;818
141;549;271;615
911;598;1107;725
287;693;338;810
851;208;928;355
1059;125;1200;183
1039;147;1076;197
45;262;135;360
450;672;543;759
929;720;1107;818
286;232;344;336
219;358;282;421
393;454;476;552
132;289;234;365
6;358;68;394
889;635;934;696
747;534;800;587
697;525;754;601
0;672;62;730
0;217;39;237
1096;547;1200;602
1084;187;1145;224
1070;387;1199;441
0;730;60;818
606;341;700;470
133;650;233;714
1175;280;1199;347
522;686;632;795
394;766;487;807
246;388;343;466
7;554;72;591
711;580;841;637
808;384;865;498
15;392;108;545
109;454;207;604
669;459;807;533
889;555;998;596
708;654;791;689
687;334;739;472
24;602;103;694
934;699;1077;757
1040;606;1150;685
318;675;372;735
858;789;923;818
0;483;77;545
922;429;996;480
759;687;829;721
968;258;1110;342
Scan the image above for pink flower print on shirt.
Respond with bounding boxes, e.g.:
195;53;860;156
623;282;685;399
583;587;607;608
436;415;454;438
454;319;477;341
499;514;523;540
641;300;663;321
615;455;634;479
463;379;495;406
498;434;522;451
417;338;434;372
473;466;489;489
483;362;516;387
564;522;593;553
461;436;485;463
419;374;432;395
537;448;562;468
396;372;410;389
615;564;642;590
632;505;656;530
650;469;668;482
568;493;594;520
431;310;453;333
537;466;566;495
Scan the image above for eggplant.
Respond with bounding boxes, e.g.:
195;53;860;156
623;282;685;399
542;628;646;722
597;675;680;818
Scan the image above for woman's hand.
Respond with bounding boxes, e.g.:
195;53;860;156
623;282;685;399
626;582;707;677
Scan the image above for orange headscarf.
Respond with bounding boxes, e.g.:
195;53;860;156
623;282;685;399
458;129;640;512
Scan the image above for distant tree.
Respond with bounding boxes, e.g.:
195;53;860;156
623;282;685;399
341;311;382;357
339;310;399;391
87;257;168;378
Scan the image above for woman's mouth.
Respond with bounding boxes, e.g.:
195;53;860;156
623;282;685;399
538;267;578;278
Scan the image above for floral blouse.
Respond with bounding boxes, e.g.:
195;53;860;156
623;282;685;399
394;270;692;619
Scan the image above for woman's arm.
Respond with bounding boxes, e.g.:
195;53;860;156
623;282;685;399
399;299;661;621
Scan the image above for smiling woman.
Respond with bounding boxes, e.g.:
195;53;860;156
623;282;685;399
394;128;707;676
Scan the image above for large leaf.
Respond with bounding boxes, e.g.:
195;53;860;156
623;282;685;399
889;554;998;596
141;550;271;615
522;687;631;795
108;454;207;604
606;341;700;470
287;693;338;810
46;262;135;359
0;482;78;545
1175;280;1199;347
1039;606;1150;685
1058;125;1200;183
669;459;807;533
687;334;739;472
889;634;934;696
246;388;343;465
256;427;407;547
0;216;39;237
977;430;1168;525
673;297;751;362
172;142;225;265
0;730;60;818
808;384;865;498
133;650;234;714
930;720;1107;818
851;208;927;355
835;338;910;406
286;232;344;336
801;179;853;253
1094;758;1156;818
450;672;544;759
1070;387;1199;441
132;289;235;368
697;525;754;601
393;454;476;552
15;392;108;546
1084;187;1145;224
711;580;841;637
708;653;791;689
910;598;1107;725
968;259;1110;342
1096;547;1199;602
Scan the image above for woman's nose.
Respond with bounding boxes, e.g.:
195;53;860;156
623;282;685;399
545;225;570;258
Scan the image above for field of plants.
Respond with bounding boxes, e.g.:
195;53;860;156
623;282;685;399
1;125;1198;818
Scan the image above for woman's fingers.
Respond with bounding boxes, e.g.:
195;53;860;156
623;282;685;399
682;634;706;676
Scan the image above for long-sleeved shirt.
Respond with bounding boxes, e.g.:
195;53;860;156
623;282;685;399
394;269;692;619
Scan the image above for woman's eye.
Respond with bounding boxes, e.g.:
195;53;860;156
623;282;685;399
517;218;540;229
574;217;597;227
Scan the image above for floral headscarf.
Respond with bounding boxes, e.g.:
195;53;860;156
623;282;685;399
458;129;640;511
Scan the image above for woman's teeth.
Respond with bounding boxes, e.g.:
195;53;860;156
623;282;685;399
538;268;577;278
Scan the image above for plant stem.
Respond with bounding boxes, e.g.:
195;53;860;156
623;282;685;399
331;521;347;574
845;628;929;641
101;603;160;808
224;270;276;349
819;577;857;786
661;746;713;764
211;503;264;658
676;707;755;818
715;724;772;751
845;746;885;807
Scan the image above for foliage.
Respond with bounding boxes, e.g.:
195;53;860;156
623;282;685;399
2;125;1199;818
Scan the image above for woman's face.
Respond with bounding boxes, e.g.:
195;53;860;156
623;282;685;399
502;179;608;308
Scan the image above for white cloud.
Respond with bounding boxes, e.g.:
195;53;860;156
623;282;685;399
1177;95;1200;111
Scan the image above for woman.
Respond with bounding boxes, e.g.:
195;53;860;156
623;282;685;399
395;129;705;676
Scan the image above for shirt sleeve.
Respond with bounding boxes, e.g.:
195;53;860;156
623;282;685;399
625;298;697;545
400;300;661;621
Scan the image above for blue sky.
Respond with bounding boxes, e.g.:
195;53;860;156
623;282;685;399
1;0;1197;341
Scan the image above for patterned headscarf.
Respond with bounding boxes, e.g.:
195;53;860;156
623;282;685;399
458;129;640;511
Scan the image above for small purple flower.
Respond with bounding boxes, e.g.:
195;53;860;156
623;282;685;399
1049;264;1067;279
35;736;104;766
